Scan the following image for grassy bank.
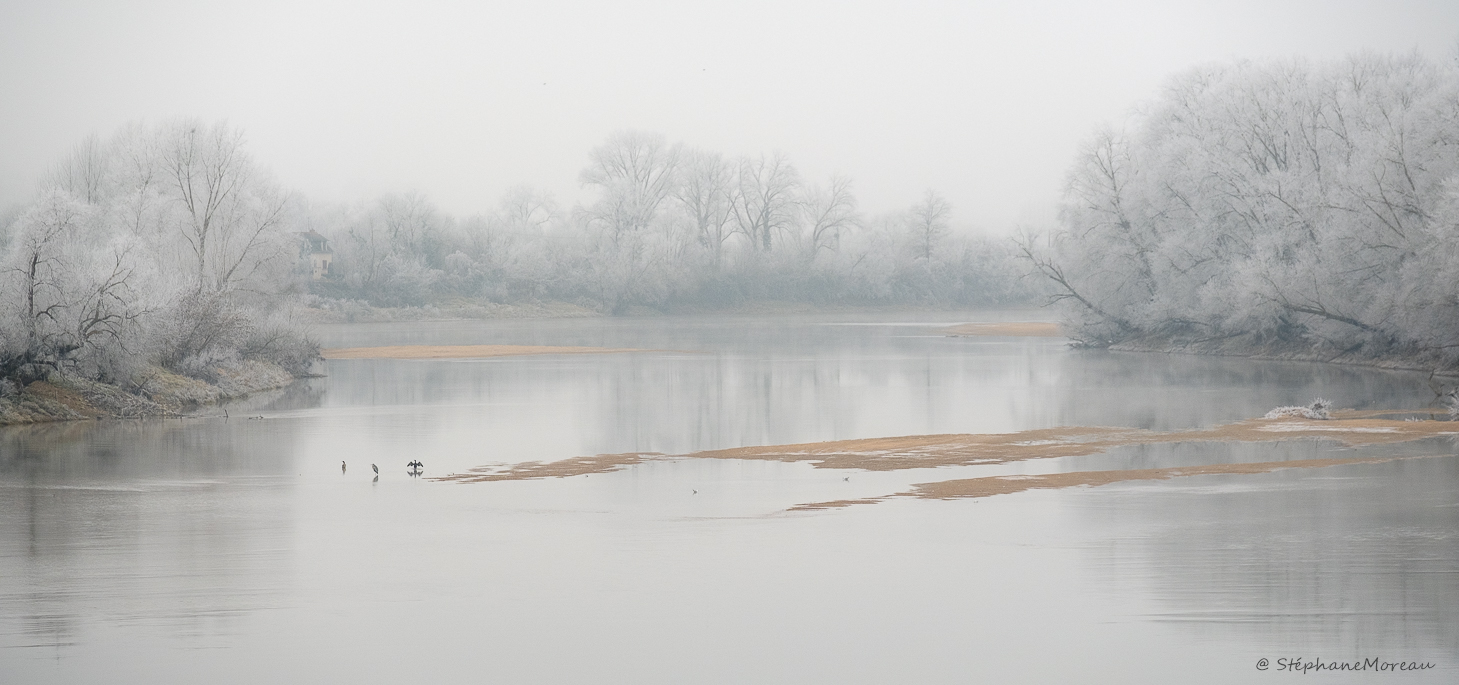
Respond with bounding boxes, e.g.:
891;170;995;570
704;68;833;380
0;361;299;426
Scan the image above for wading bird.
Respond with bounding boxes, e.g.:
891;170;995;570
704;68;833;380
342;461;347;474
371;464;379;475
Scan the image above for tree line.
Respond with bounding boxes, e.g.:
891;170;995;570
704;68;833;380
2;125;1033;390
306;130;1032;314
1025;52;1459;368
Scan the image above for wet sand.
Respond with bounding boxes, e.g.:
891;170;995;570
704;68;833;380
942;322;1063;337
436;453;652;481
437;414;1459;483
321;344;650;360
435;413;1459;508
791;453;1454;510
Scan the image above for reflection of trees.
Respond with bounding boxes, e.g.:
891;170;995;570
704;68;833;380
0;413;305;480
1052;350;1426;431
315;320;1074;457
1073;454;1459;657
313;318;1435;464
217;377;327;415
0;420;299;650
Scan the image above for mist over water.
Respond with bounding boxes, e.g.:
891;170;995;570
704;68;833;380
6;2;1459;680
1;313;1454;683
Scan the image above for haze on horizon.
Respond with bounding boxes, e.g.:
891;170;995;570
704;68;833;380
2;0;1457;233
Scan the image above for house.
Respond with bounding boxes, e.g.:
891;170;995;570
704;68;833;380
298;231;333;280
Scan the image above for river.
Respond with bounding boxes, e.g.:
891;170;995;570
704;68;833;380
1;312;1455;683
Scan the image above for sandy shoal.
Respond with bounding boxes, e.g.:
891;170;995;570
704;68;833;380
942;322;1063;337
435;413;1459;498
789;453;1452;510
321;344;649;360
437;411;1459;484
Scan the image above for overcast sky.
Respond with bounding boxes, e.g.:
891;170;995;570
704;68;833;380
2;0;1456;233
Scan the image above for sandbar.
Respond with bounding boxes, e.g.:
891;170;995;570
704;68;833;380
435;412;1459;509
437;414;1459;485
790;453;1452;510
942;322;1063;337
321;344;649;360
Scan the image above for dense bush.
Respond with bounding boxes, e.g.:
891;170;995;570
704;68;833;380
0;121;315;388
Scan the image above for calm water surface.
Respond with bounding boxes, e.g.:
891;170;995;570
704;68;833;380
1;312;1455;683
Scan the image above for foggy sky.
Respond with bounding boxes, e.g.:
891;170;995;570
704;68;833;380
2;0;1456;233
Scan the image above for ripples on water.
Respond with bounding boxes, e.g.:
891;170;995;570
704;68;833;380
1;313;1455;683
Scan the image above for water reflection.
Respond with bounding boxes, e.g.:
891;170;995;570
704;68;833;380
0;313;1453;683
1071;453;1459;660
0;411;308;654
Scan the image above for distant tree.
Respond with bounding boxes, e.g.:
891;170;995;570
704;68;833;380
800;174;859;260
731;152;800;253
907;190;951;264
673;149;736;266
477;186;557;299
379;191;446;266
47;134;111;205
155;120;292;293
497;185;557;233
580;131;681;245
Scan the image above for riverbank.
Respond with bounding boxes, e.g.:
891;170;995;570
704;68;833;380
1097;331;1459;378
0;361;299;426
942;321;1062;336
298;296;1046;324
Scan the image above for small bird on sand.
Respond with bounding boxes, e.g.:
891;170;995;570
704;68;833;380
341;461;347;474
371;463;379;475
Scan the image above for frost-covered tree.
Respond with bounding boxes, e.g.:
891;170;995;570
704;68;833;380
907;190;951;265
1030;52;1459;365
800;175;860;260
0;190;147;382
580;130;681;246
305;132;1032;313
673;149;736;267
0;120;317;388
155;120;293;294
731;152;800;253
